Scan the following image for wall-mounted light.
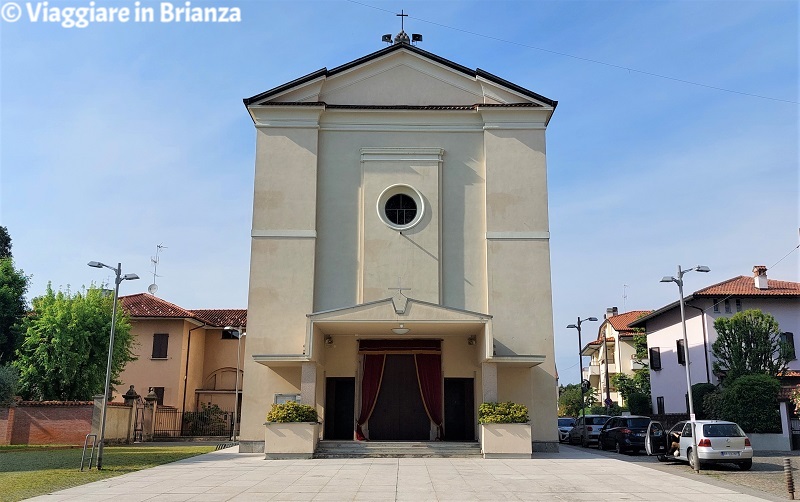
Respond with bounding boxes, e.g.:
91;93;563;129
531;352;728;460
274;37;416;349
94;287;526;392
324;335;333;346
391;323;409;335
467;335;476;346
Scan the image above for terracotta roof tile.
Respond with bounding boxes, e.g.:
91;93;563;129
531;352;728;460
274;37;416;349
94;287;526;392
121;293;195;319
121;293;247;327
192;309;247;328
694;276;800;297
607;311;651;333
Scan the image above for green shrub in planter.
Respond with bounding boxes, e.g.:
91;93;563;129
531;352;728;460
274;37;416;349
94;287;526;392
478;401;529;424
266;401;318;423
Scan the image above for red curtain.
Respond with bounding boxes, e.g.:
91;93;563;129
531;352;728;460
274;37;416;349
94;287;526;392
356;354;386;441
415;353;443;440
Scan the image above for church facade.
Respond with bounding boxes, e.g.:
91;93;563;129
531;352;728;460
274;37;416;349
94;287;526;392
238;37;559;453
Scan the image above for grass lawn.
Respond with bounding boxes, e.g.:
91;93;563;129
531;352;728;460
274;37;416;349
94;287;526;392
0;444;216;501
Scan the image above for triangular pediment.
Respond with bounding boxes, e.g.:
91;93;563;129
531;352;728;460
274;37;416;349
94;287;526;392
308;297;490;323
244;43;556;109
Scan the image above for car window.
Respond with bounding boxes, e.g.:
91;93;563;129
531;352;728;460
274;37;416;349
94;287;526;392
703;423;745;437
575;418;583;426
628;418;650;428
669;422;685;435
588;416;609;425
558;418;574;427
682;423;693;437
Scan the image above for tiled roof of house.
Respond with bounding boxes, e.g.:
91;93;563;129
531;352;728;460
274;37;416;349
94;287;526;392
120;293;247;327
694;276;800;297
607;311;651;333
192;309;247;328
122;293;195;319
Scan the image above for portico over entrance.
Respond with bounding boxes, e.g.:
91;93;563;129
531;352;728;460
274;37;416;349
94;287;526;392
252;297;545;441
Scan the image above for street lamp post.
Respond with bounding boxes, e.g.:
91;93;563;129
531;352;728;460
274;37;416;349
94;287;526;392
87;261;139;470
661;264;710;472
224;327;245;441
567;316;598;446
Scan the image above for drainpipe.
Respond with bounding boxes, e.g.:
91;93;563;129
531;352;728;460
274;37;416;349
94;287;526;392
181;323;207;432
686;304;711;384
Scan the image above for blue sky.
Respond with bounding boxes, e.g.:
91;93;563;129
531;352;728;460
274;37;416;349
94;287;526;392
1;0;797;384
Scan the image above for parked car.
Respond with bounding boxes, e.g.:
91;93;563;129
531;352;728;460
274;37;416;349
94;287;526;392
567;415;611;447
645;420;753;470
558;417;575;443
598;415;651;453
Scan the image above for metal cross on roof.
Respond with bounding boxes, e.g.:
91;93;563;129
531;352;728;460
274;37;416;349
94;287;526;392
397;9;407;31
388;277;411;297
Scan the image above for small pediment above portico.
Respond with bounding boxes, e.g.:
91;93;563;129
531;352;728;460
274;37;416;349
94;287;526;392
309;297;491;324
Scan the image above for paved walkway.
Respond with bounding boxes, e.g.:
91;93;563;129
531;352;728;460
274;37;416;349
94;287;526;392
30;446;778;501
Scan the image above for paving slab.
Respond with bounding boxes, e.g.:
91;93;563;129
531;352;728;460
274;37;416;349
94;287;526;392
26;446;781;501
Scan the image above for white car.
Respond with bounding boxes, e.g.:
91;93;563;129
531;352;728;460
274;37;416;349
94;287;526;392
558;417;575;443
645;420;754;470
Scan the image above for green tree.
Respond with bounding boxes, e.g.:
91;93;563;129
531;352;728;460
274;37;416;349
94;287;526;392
558;383;597;417
0;257;30;363
718;374;781;433
712;309;789;382
0;226;11;259
14;284;136;401
691;383;718;420
0;363;19;405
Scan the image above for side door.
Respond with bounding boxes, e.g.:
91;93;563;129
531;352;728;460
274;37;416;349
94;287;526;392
677;422;694;460
645;420;667;455
570;417;584;443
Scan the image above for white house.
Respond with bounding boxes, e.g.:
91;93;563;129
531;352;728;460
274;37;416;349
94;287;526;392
237;34;559;453
630;266;800;414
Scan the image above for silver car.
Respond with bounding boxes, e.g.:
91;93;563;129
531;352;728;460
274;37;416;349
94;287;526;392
645;420;754;470
568;415;611;447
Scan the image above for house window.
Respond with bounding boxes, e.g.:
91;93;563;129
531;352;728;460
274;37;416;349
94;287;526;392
676;339;686;365
735;299;742;312
152;387;165;406
712;299;720;313
377;184;425;231
649;347;662;370
656;396;665;415
781;332;796;360
222;329;238;340
724;299;731;313
385;194;417;225
152;333;169;359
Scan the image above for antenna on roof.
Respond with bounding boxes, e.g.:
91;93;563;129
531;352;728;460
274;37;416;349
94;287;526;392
623;284;629;310
148;243;167;296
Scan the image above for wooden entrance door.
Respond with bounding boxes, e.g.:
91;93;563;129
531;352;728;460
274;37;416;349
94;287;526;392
324;377;355;440
444;378;475;441
368;354;431;440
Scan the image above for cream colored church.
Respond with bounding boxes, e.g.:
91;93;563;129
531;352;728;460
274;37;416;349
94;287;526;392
238;33;559;453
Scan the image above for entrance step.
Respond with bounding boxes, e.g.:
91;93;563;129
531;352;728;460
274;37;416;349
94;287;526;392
314;440;481;459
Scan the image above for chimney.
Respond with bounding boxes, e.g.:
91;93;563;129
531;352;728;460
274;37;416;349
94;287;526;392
753;265;768;290
605;306;618;319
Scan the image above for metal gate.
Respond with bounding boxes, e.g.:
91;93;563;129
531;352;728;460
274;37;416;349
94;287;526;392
154;406;234;438
791;418;800;450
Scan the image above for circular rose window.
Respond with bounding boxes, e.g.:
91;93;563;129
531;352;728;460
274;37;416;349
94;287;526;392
376;184;425;231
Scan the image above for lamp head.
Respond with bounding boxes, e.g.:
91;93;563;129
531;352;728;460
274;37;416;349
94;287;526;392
566;324;578;329
695;266;711;273
660;276;675;283
122;273;139;281
587;317;598;322
87;261;103;268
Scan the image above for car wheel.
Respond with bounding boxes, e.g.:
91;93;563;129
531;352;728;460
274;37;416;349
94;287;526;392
688;448;700;469
739;460;753;471
598;438;605;450
657;454;668;462
615;440;625;454
581;436;588;448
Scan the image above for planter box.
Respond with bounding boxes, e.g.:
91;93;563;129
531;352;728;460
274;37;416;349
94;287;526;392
264;422;320;459
480;423;532;459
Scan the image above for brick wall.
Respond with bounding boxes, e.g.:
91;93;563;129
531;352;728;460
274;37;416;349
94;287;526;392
1;402;93;445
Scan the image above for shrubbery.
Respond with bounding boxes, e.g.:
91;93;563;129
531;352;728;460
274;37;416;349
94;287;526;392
478;401;529;423
701;374;781;433
626;392;652;415
691;383;717;420
266;401;318;423
0;363;18;406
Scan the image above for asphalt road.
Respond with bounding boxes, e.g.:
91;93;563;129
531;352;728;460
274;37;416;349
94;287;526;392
560;442;799;501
